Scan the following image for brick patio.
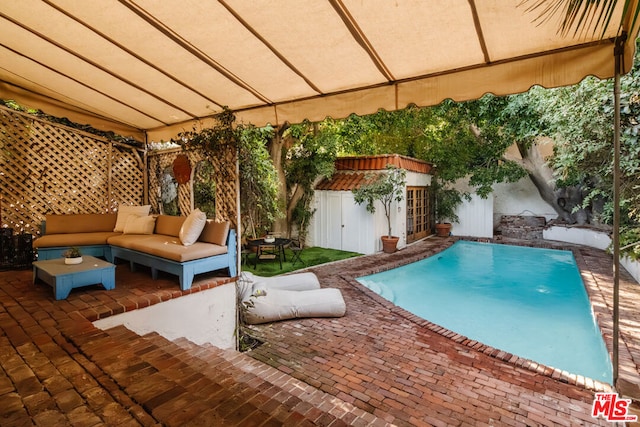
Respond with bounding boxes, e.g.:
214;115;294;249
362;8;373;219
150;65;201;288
0;236;638;426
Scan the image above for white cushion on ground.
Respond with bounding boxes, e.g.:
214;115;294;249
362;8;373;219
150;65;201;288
242;271;321;291
243;288;346;325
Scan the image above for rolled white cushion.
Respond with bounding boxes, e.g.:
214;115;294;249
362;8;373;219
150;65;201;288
243;288;346;324
243;271;321;291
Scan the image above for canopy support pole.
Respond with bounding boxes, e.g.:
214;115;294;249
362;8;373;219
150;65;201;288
612;33;626;386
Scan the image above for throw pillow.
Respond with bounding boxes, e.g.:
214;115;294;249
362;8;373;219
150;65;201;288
114;205;151;232
179;208;207;246
198;220;230;245
123;215;156;235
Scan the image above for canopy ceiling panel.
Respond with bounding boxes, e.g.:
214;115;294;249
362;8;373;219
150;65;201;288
50;1;278;106
331;1;485;78
0;0;638;142
0;41;162;129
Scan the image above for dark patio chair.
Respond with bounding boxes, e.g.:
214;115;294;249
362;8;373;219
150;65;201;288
289;238;305;267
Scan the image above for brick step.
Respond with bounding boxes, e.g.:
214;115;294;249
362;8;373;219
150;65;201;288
74;325;276;426
0;324;151;427
167;333;387;426
150;331;383;425
75;324;377;426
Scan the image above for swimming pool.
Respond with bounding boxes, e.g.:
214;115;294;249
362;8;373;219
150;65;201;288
356;241;612;383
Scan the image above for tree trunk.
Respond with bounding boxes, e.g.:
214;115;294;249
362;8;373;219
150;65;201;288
512;140;591;224
268;126;288;236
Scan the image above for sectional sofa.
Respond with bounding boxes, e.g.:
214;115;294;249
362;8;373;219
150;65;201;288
33;209;237;290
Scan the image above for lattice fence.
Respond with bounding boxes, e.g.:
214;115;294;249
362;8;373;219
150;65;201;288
0;106;144;234
148;147;238;230
1;106;238;235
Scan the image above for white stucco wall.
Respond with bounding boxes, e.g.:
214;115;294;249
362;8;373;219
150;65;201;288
93;283;237;349
544;225;639;284
622;256;640;284
543;226;612;250
448;175;556;238
451;175;556;237
492;178;557;227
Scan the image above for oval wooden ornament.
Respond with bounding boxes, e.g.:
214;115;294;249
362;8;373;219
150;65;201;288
172;154;192;184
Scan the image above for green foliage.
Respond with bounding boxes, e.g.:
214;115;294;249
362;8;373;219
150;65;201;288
238;124;281;238
290;193;315;242
173;107;281;238
434;183;464;224
284;120;338;191
284;120;339;238
517;38;640;226
619;227;640;260
159;165;179;216
63;247;82;258
337;107;442;159
352;165;406;236
193;160;216;218
174;107;238;180
522;0;640;38
1;99;140;145
332;104;527;203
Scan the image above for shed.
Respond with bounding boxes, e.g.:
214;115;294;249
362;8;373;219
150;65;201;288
309;155;432;255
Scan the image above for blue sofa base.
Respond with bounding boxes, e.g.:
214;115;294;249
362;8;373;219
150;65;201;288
35;230;237;291
37;245;113;262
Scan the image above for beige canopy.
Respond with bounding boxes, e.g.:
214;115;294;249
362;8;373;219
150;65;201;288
1;1;638;141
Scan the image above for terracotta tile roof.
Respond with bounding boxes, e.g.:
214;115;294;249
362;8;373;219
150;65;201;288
316;154;432;191
335;154;432;174
315;171;378;191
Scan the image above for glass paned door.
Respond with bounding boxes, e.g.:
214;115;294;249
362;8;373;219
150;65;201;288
406;186;431;243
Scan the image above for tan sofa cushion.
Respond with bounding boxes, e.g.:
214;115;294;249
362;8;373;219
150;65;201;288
108;234;227;262
113;205;151;232
45;213;117;234
154;215;186;237
199;220;230;246
34;231;121;248
123;215;156;235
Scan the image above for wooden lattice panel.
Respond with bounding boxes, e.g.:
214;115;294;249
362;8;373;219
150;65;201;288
213;147;238;227
147;147;238;229
0;106;144;234
110;147;145;210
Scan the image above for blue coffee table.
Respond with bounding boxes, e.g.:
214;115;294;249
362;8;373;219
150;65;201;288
32;256;116;300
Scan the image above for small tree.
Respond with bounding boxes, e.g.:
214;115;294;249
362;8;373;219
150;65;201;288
434;179;464;224
352;164;406;237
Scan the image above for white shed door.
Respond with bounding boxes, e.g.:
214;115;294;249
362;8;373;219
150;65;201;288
326;193;343;250
341;193;367;253
313;191;374;254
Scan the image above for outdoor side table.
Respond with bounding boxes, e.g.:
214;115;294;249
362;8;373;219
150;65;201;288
32;256;116;300
247;238;291;269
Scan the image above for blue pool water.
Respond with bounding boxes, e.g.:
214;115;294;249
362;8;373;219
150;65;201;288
357;241;612;383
